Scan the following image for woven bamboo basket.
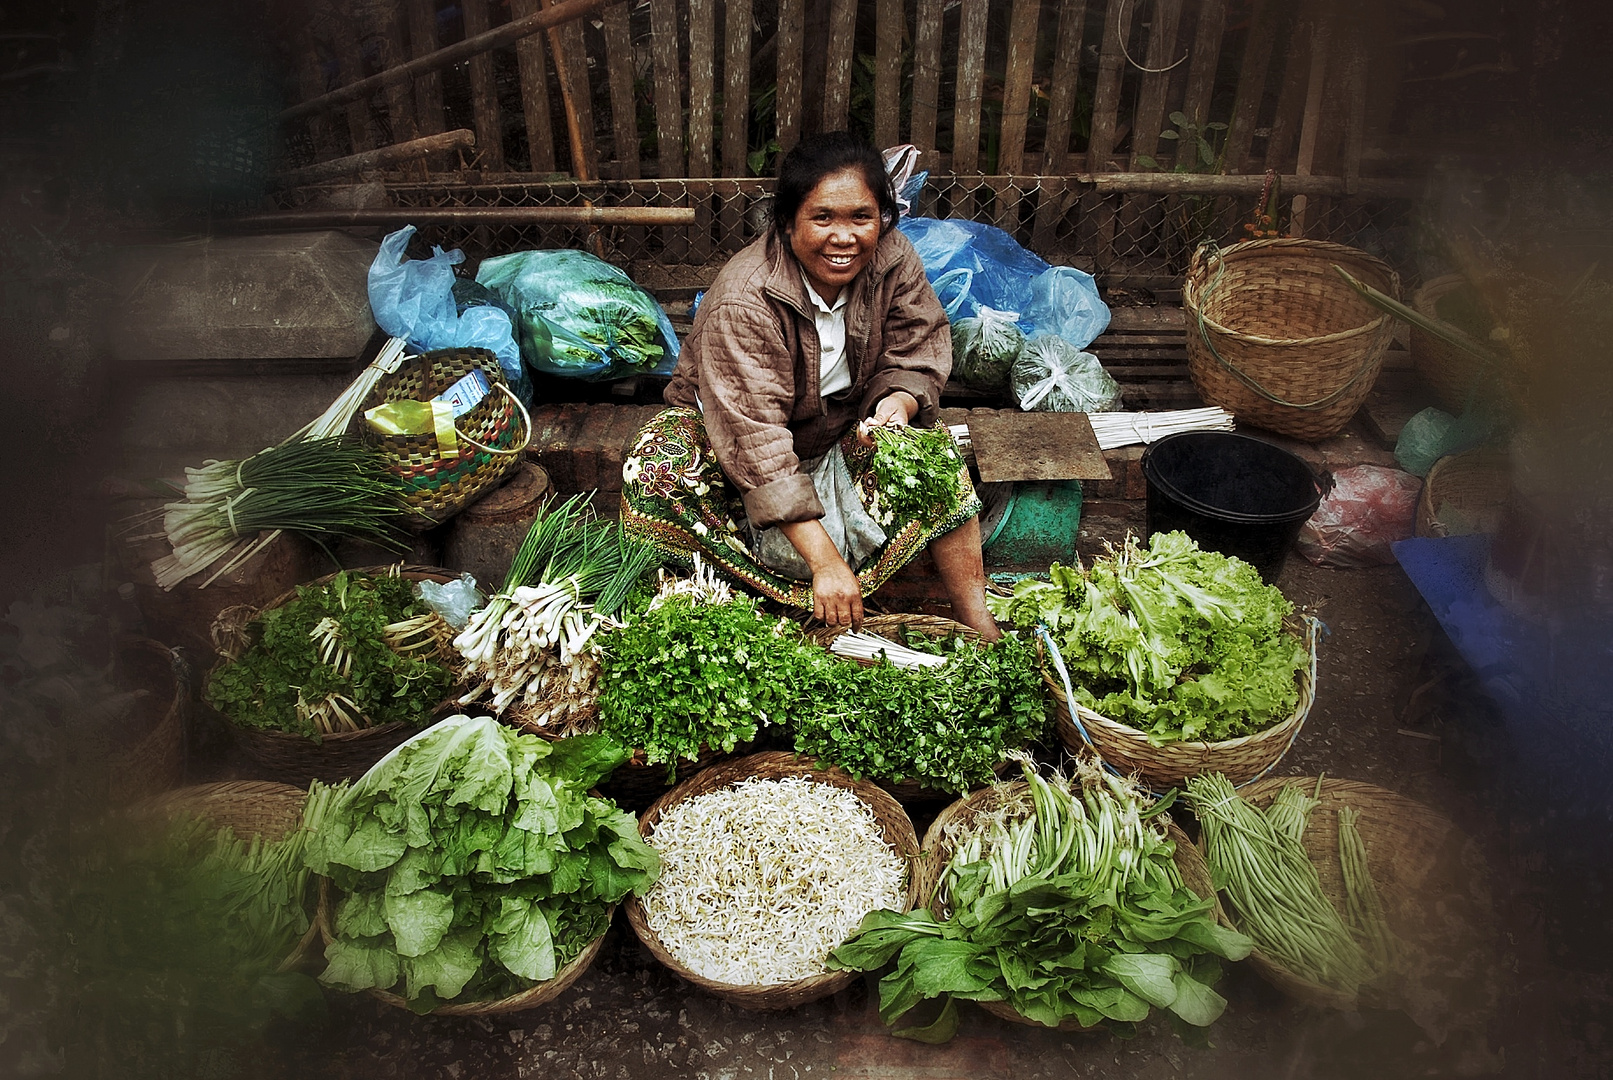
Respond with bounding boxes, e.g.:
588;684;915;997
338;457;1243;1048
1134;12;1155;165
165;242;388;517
1213;777;1466;1010
804;614;989;805
314;879;609;1016
360;347;530;525
1183;239;1400;440
1044;619;1319;792
135;780;318;970
206;565;465;786
624;750;922;1011
911;781;1221;1031
1410;275;1509;413
1415;449;1512;539
106;638;188;804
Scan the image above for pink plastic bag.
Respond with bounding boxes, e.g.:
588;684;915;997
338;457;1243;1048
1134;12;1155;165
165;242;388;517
1296;465;1423;568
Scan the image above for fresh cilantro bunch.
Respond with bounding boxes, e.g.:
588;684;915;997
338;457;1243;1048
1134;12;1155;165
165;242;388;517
304;719;658;1011
205;572;456;740
870;425;964;524
791;630;1049;794
988;531;1308;744
595;593;815;771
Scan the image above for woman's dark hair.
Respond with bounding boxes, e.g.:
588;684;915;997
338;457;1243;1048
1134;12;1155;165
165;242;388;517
770;131;899;241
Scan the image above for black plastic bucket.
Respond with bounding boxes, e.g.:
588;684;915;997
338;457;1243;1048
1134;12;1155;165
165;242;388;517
1140;431;1324;584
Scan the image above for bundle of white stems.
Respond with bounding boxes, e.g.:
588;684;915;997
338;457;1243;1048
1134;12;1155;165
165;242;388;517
830;631;948;670
454;581;623;715
947;406;1234;455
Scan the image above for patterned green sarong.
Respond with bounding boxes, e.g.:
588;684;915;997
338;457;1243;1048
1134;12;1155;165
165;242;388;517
620;407;981;609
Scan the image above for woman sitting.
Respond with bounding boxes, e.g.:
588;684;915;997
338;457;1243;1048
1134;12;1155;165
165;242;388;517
621;131;999;640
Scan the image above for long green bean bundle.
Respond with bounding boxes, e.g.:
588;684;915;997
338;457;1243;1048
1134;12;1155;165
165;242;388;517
1188;773;1377;995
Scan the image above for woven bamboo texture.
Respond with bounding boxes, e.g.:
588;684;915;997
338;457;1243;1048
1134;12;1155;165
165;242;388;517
207;565;464;786
136;780;319;970
1046;621;1319;791
360;347;528;524
597;741;751;813
1221;777;1465;1010
912;781;1219;1031
1415;449;1512;539
107;638;188;804
1183;239;1400;440
624;750;922;1011
314;879;609;1016
805;614;984;806
1410;275;1510;413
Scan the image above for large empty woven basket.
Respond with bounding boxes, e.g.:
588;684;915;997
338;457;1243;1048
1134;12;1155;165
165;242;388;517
1183;239;1400;441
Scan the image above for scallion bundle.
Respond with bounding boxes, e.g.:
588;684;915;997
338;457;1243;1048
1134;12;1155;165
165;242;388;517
149;437;409;590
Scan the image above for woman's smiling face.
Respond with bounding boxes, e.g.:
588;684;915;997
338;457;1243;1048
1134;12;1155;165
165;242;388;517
785;167;882;304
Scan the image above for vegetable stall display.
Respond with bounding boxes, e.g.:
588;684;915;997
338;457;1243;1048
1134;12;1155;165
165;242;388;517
829;758;1252;1035
206;570;460;740
304;717;659;1012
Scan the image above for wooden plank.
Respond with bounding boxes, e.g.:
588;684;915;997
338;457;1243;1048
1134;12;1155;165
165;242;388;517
373;3;420;144
823;0;857;132
996;0;1042;175
1224;0;1279;173
873;0;903;150
649;0;686;258
1173;0;1227;167
1030;175;1068;251
721;0;753;176
601;2;639;177
775;0;805;152
952;0;988;174
1042;0;1089;173
1342;19;1368;189
554;16;600;177
1085;0;1132;172
688;0;716;178
1265;0;1316;174
272;129;476;188
406;0;446;137
969;413;1112;483
1128;0;1182;168
512;0;557;172
1288;5;1333;237
462;0;506;172
910;0;943;168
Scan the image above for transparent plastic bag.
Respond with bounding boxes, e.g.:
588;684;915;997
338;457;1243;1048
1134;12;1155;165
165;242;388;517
1297;465;1423;567
1023;266;1110;350
1010;335;1123;413
413;573;485;630
475;249;681;381
951;306;1025;391
367;226;527;399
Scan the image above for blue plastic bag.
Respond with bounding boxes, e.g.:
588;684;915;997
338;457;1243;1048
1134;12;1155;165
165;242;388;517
896;216;1110;349
367;225;530;402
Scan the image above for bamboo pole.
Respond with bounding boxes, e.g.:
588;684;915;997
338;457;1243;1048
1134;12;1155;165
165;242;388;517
232;207;698;229
272;130;476;189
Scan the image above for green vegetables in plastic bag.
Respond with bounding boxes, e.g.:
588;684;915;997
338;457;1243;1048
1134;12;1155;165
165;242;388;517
1010;334;1123;413
950;306;1025;390
475;249;681;381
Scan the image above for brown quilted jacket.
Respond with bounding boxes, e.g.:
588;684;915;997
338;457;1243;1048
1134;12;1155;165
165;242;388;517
664;227;951;529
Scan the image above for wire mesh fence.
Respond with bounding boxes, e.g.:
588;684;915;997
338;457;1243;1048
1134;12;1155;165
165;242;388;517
274;174;1419;283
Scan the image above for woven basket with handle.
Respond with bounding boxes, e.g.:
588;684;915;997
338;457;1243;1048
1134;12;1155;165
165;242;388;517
1044;619;1319;792
624;750;922;1011
1415;448;1511;538
134;780;319;970
804;613;992;806
1183;239;1400;441
911;781;1222;1031
106;638;189;804
206;565;465;786
360;347;530;524
1210;777;1477;1010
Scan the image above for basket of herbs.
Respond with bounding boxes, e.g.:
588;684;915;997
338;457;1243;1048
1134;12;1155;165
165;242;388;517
990;531;1318;791
204;565;464;784
796;615;1048;803
828;756;1251;1036
624;751;920;1010
306;715;659;1015
1187;773;1491;1015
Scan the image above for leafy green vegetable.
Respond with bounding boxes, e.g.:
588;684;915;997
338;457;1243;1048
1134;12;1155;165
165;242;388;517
988;531;1308;745
869;425;965;525
304;716;657;1010
830;760;1252;1035
791;629;1049;794
595;593;808;772
206;571;458;740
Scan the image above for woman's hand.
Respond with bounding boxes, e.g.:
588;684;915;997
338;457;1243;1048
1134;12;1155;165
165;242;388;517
858;391;919;446
778;519;864;628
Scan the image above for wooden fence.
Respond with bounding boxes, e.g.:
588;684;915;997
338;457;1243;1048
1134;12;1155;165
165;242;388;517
270;0;1418;275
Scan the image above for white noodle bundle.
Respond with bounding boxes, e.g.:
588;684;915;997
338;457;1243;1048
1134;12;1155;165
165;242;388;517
641;776;907;985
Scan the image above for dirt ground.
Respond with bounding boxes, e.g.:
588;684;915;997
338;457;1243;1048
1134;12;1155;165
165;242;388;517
220;542;1613;1080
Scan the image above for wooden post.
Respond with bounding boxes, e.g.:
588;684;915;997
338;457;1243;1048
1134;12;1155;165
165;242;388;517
1033;0;1088;249
951;0;988;220
1224;0;1279;173
602;3;640;177
405;0;446;137
822;0;857;131
1266;0;1318;175
776;0;805;152
650;0;687;260
1174;0;1227;169
331;12;378;153
909;0;944;170
720;0;753;250
873;0;903;151
996;0;1042;175
462;0;507;172
373;3;420;145
1288;9;1333;236
1089;0;1134;273
293;28;342;161
511;0;557;173
688;0;716;261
